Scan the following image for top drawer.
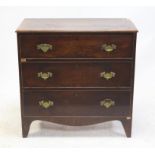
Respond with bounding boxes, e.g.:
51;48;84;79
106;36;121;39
19;33;134;59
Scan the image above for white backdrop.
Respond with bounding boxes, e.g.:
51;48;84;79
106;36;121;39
0;6;155;148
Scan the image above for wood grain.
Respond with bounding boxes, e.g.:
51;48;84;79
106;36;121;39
21;61;132;88
16;18;138;33
17;18;137;137
19;33;134;59
23;90;131;116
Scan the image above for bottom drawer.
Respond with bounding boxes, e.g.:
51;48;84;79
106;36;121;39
23;90;131;116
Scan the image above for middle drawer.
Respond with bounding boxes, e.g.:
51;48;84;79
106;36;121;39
21;61;132;88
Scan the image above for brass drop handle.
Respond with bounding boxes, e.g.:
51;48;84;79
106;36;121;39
101;44;117;52
100;72;116;80
100;99;115;109
39;100;54;109
37;72;53;80
37;43;53;53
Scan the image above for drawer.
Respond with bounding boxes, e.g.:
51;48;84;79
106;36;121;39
23;90;131;116
19;34;134;59
21;61;132;88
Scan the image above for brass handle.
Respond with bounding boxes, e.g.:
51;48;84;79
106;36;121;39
38;72;53;80
37;44;53;53
100;99;115;108
101;44;117;52
39;100;54;109
100;72;116;80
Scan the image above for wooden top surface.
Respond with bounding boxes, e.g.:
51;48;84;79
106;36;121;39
16;18;138;33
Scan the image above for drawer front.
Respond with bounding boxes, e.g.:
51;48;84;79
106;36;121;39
23;90;131;116
21;62;132;88
19;34;134;58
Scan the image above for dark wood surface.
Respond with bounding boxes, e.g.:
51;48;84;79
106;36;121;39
19;33;134;58
16;18;138;32
17;18;137;137
23;90;131;116
21;61;132;88
21;116;132;137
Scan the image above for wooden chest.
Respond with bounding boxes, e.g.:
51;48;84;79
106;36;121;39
16;18;138;137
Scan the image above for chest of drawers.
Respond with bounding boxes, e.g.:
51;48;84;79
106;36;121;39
16;18;137;137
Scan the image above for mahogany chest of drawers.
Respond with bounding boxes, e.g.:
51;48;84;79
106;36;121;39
16;18;138;137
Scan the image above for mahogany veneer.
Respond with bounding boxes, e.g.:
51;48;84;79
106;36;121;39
16;18;138;137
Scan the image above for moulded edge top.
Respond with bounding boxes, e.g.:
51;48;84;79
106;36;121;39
16;18;138;33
